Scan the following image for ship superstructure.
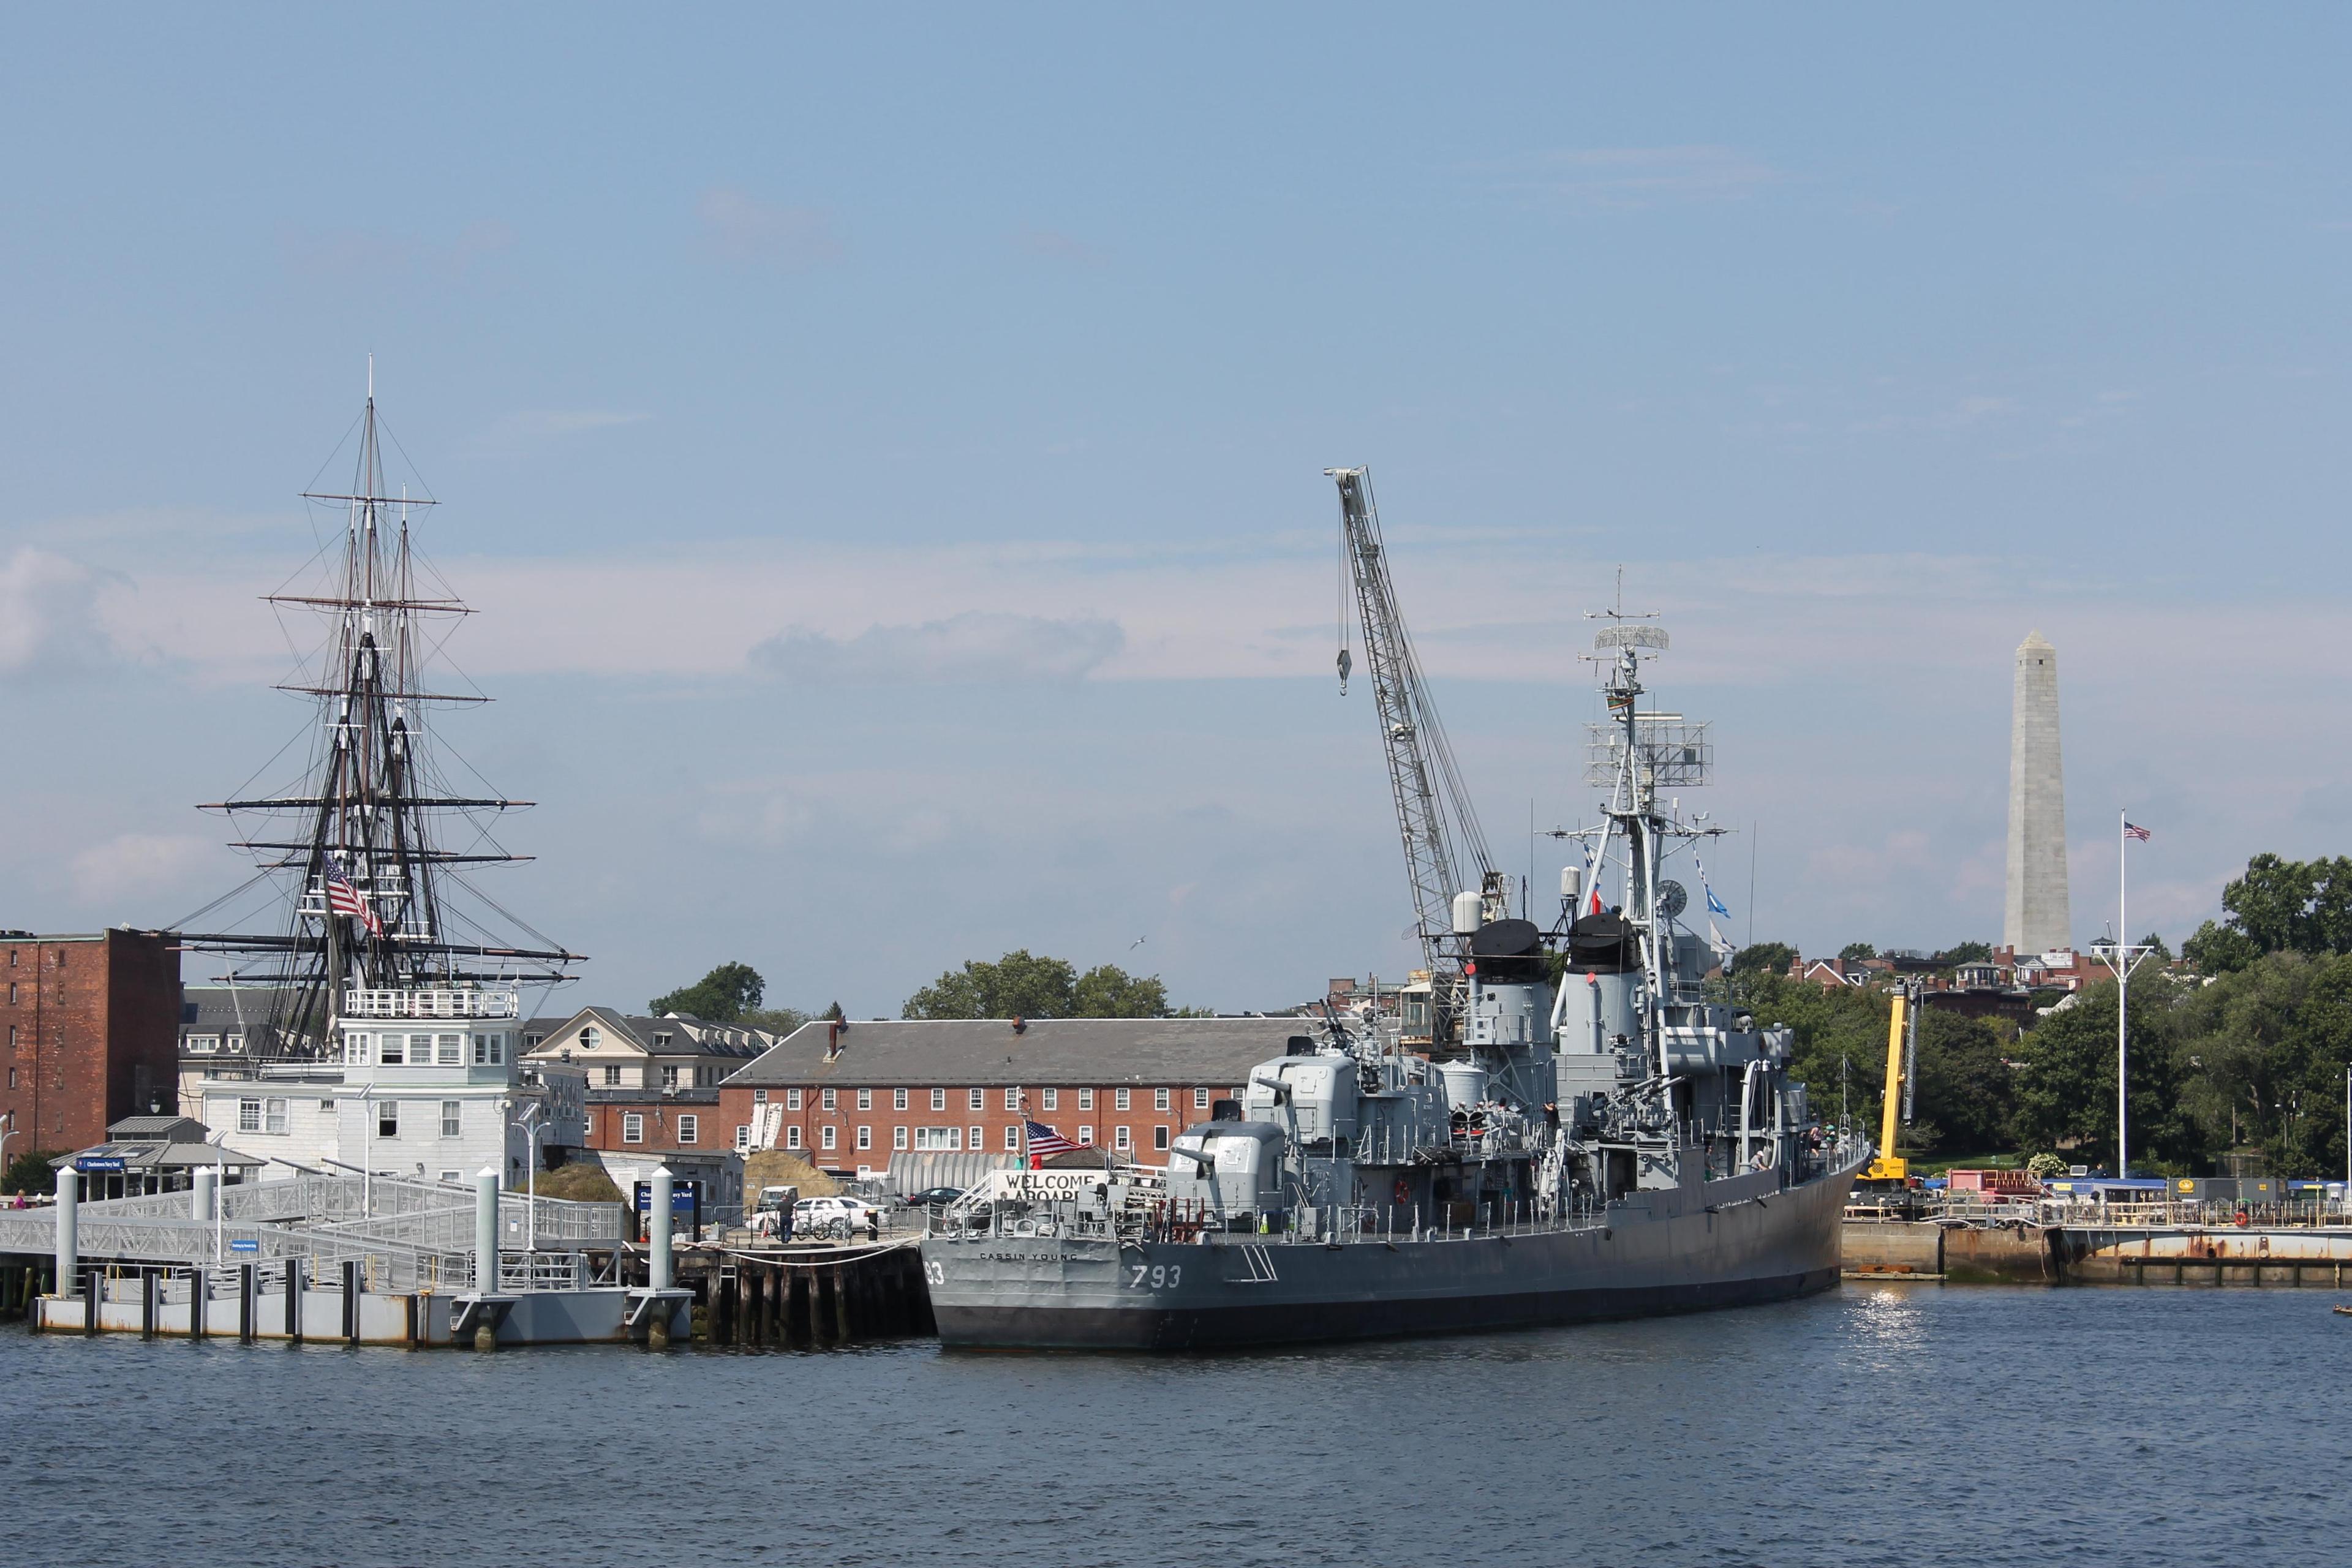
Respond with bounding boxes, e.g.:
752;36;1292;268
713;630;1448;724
921;589;1866;1349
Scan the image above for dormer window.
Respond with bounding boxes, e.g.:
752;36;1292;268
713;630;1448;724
653;1032;672;1047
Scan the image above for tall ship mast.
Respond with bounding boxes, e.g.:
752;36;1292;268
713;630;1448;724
181;371;580;1054
921;529;1869;1349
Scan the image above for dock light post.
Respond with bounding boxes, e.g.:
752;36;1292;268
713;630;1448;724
0;1110;17;1175
510;1102;544;1251
54;1164;78;1302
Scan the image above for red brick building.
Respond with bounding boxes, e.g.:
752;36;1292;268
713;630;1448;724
717;1017;1300;1180
2;929;182;1155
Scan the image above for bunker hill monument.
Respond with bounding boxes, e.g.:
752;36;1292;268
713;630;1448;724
2003;630;2071;954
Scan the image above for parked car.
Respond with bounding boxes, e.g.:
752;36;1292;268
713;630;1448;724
793;1194;883;1240
905;1185;967;1208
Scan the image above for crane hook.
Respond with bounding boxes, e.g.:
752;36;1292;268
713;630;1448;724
1337;646;1352;693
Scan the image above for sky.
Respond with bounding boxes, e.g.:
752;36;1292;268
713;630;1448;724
5;7;2351;1017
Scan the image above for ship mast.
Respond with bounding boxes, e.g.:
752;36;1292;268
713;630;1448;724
182;372;579;1054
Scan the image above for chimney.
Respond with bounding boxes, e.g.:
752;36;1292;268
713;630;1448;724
825;1019;842;1060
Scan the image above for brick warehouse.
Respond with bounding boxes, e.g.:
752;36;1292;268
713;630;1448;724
716;1016;1305;1180
2;930;183;1155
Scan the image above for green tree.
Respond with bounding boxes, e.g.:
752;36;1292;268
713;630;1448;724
1838;942;1877;962
741;1006;810;1035
2173;949;2352;1177
3;1150;67;1195
901;951;1179;1019
1731;941;1796;977
1939;940;1994;966
2009;976;2195;1173
2183;853;2352;974
649;961;766;1022
1912;1009;2018;1155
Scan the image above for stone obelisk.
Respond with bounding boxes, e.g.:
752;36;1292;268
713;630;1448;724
2003;630;2070;954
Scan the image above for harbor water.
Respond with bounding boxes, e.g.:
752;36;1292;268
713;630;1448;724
5;1285;2343;1567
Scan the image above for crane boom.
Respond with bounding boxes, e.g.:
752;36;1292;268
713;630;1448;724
1329;467;1496;972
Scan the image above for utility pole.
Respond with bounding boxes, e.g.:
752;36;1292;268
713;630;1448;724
2096;810;2155;1176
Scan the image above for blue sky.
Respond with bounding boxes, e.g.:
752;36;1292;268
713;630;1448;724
6;7;2350;1014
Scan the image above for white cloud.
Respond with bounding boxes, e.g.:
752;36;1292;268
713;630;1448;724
752;611;1123;685
698;188;843;268
69;833;216;906
0;548;115;672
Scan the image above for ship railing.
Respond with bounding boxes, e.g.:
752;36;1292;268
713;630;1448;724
947;1193;1615;1245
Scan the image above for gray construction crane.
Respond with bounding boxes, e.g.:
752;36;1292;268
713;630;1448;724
1328;467;1499;985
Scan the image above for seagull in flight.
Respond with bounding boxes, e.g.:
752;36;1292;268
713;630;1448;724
1128;936;1147;950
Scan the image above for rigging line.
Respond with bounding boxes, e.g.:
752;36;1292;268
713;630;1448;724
164;866;279;931
451;875;570;956
214;715;323;818
371;412;440;505
300;405;367;497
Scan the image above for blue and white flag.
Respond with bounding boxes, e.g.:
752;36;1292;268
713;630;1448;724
1693;849;1731;919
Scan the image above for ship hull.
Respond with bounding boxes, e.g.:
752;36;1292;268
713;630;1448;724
923;1158;1860;1351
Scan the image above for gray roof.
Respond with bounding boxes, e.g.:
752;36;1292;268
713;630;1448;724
527;1006;778;1061
722;1017;1307;1090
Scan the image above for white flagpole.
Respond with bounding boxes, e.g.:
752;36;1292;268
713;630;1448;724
2117;808;2129;1178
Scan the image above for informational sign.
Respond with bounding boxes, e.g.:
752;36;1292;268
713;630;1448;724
633;1180;701;1214
74;1156;126;1173
229;1238;260;1253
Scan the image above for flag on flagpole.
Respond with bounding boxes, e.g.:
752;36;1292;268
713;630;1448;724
324;855;383;937
1694;849;1731;919
1706;919;1736;961
2124;821;2152;842
1023;1120;1079;1157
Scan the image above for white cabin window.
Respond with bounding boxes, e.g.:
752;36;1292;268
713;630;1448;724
752;1088;767;1104
440;1101;461;1138
603;1065;621;1086
894;1089;909;1111
968;1088;985;1111
930;1088;947;1112
786;1125;802;1150
1078;1088;1093;1110
188;1035;219;1054
622;1113;644;1145
1077;1125;1093;1146
856;1088;870;1110
1115;1088;1131;1112
677;1115;698;1145
410;1033;434;1063
378;1101;398;1138
437;1033;462;1065
238;1097;261;1133
892;1126;909;1151
1042;1088;1058;1111
856;1126;872;1150
1004;1125;1020;1150
969;1124;983;1150
263;1098;287;1134
1114;1126;1132;1152
1004;1087;1019;1110
1155;1088;1170;1112
735;1125;750;1151
379;1036;405;1065
914;1126;962;1152
787;1088;803;1111
821;1125;837;1151
1194;1088;1210;1109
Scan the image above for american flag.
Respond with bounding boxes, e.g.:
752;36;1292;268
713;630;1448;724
1023;1119;1079;1156
325;856;383;937
2125;821;2152;842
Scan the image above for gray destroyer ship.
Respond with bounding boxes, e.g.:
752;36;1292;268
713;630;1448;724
921;612;1869;1349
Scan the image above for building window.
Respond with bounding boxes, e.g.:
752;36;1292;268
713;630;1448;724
1004;1125;1020;1151
968;1088;985;1111
1077;1125;1093;1146
930;1088;946;1112
319;1099;336;1112
786;1088;803;1111
379;1101;399;1138
225;1033;244;1052
1194;1088;1210;1109
441;1101;462;1138
603;1065;622;1087
821;1125;837;1151
579;1026;601;1050
662;1065;679;1089
437;1033;462;1065
188;1035;220;1054
786;1125;803;1151
914;1127;962;1151
823;1088;838;1111
238;1097;262;1133
677;1115;698;1145
622;1113;644;1144
409;1033;434;1063
970;1124;984;1150
472;1034;503;1065
1004;1087;1019;1111
1155;1088;1170;1112
1154;1125;1170;1151
1115;1126;1132;1152
735;1125;750;1151
753;1088;768;1104
893;1126;909;1151
1116;1088;1131;1111
379;1036;405;1065
1078;1088;1093;1110
856;1125;872;1150
895;1088;910;1111
652;1033;672;1049
1042;1088;1058;1111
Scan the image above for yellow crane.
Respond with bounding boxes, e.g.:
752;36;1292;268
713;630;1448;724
1861;987;1918;1183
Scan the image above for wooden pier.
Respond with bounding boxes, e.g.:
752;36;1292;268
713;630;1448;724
671;1240;935;1348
